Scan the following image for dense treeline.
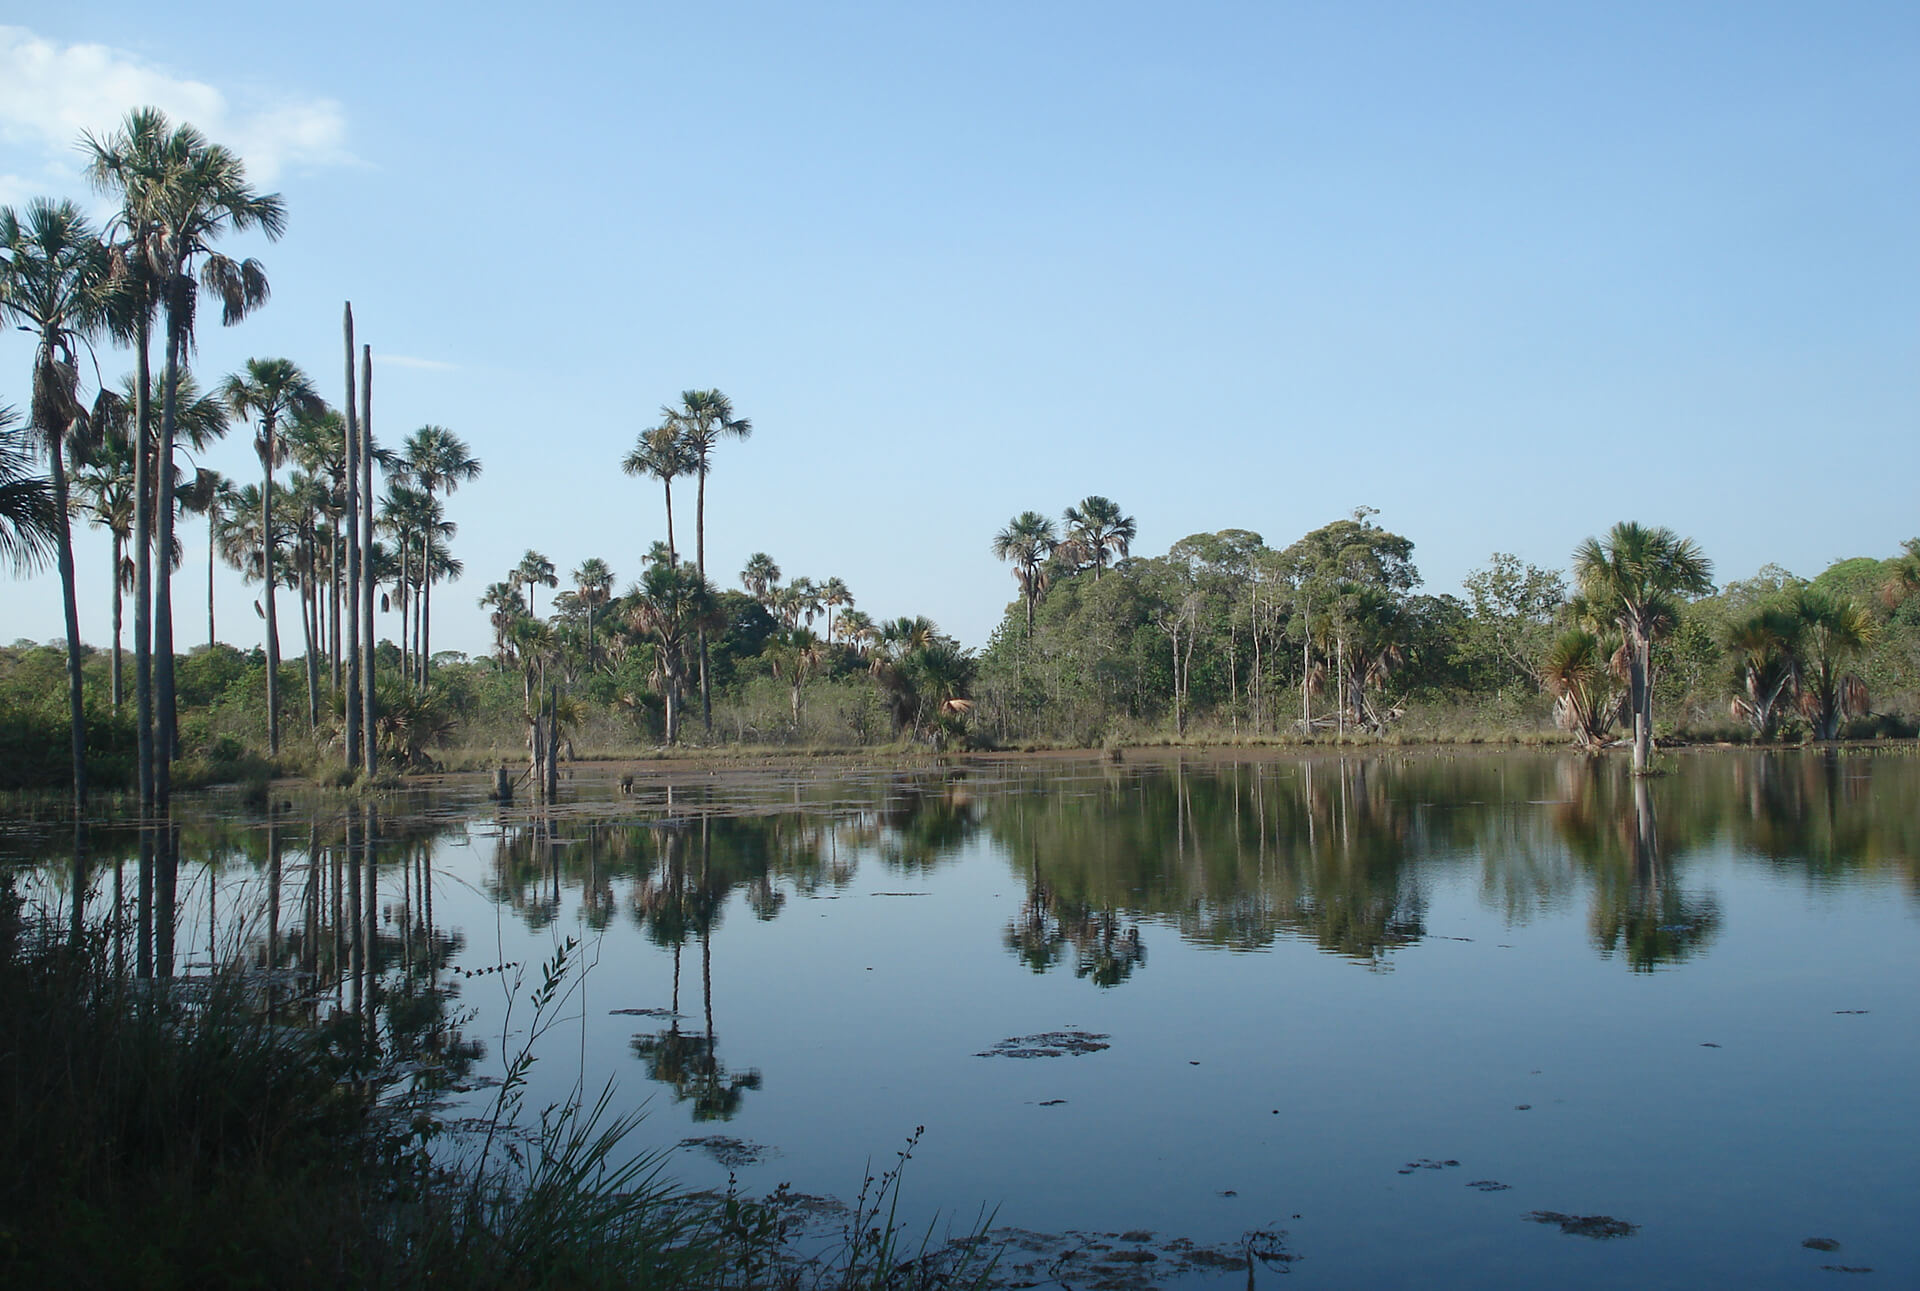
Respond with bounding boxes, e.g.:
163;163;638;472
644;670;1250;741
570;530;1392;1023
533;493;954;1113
7;109;1920;798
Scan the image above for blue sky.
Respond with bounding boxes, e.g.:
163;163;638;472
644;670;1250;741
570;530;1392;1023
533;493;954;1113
3;2;1916;655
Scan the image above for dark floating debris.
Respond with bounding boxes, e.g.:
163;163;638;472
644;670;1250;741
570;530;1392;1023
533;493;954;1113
1804;1238;1842;1252
1398;1158;1462;1174
1701;1042;1722;1048
1526;1210;1638;1239
678;1135;779;1169
869;891;933;897
977;1030;1111;1059
1467;1180;1512;1192
609;1006;678;1017
1834;1010;1870;1015
1035;1099;1067;1106
1821;1266;1873;1274
1515;1104;1533;1110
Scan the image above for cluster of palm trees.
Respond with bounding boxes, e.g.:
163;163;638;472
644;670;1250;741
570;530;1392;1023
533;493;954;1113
992;496;1138;634
0;107;282;807
0;106;481;803
621;389;752;733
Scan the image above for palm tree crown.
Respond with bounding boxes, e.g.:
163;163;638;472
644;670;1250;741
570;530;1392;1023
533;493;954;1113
1062;496;1136;580
993;510;1058;632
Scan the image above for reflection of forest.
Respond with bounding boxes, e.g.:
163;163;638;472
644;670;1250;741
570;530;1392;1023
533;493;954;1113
982;751;1920;974
481;775;985;1119
26;802;481;1090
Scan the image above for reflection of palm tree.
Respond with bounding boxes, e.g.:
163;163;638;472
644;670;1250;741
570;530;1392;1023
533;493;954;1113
1555;760;1720;971
630;822;762;1120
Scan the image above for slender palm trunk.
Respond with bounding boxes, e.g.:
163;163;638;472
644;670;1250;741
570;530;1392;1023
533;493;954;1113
156;315;182;795
111;535;123;709
396;536;410;685
1629;634;1652;773
360;345;376;772
329;523;341;692
134;320;153;808
696;470;712;733
421;574;432;687
262;413;281;756
49;432;87;807
662;482;677;566
302;544;320;730
206;508;217;650
344;307;361;773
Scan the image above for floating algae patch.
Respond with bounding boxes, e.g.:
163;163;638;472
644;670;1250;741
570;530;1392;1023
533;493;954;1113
988;1224;1298;1290
1526;1210;1638;1239
680;1135;781;1168
977;1030;1111;1058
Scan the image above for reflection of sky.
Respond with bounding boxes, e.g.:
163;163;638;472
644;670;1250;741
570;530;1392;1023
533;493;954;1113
10;752;1919;1287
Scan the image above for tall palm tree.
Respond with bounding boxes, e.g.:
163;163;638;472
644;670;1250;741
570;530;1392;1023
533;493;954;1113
1572;522;1714;773
1540;628;1624;751
993;510;1058;634
401;425;478;684
87;107;285;801
667;389;752;732
0;199;111;805
740;552;780;603
75;434;137;707
1724;605;1800;741
764;626;823;726
180;468;235;651
1883;538;1920;610
622;422;695;567
626;561;722;745
0;405;57;574
571;557;615;673
282;406;346;683
1062;496;1135;581
223;358;322;756
515;550;557;618
818;576;853;644
479;580;524;665
1791;589;1875;741
378;480;438;684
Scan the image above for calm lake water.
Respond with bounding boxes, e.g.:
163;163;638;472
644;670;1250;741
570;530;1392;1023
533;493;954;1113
6;748;1917;1287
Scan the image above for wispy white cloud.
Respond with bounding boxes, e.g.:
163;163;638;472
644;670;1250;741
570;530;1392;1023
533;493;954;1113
0;25;353;197
375;354;459;372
